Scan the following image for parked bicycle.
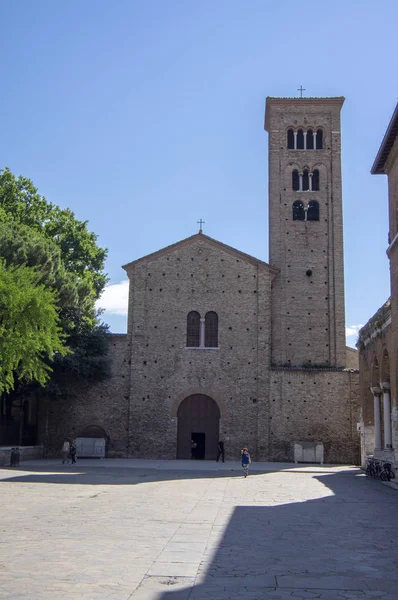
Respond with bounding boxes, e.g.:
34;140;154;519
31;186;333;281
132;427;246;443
380;461;395;481
365;456;396;481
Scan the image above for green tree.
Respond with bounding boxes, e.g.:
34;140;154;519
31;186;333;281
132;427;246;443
0;168;107;313
0;260;69;394
0;169;111;394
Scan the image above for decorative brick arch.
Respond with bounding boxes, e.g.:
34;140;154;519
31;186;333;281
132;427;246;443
381;346;391;383
171;387;227;420
370;354;380;387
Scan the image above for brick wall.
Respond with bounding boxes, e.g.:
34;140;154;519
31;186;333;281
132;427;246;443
43;334;130;457
270;368;360;464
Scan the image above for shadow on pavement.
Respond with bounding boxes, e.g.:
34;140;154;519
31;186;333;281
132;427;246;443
152;470;398;600
0;461;349;486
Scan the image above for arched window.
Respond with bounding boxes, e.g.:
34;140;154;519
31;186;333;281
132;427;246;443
287;129;294;149
187;311;200;347
312;169;320;191
292;169;300;191
302;169;310;191
307;200;319;221
293;201;305;221
297;129;304;150
205;311;218;348
307;129;314;150
316;129;323;149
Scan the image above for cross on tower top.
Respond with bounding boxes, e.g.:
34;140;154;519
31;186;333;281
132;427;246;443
297;85;306;98
197;218;205;234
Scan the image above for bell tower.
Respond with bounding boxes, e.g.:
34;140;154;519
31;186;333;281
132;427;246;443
265;97;346;368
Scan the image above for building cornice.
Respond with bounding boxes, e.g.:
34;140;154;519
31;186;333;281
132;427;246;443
357;299;391;349
264;96;345;132
371;102;398;174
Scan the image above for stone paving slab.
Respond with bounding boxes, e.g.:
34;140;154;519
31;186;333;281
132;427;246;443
0;460;397;599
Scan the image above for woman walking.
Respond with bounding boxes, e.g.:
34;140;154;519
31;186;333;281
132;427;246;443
61;439;70;464
241;447;251;478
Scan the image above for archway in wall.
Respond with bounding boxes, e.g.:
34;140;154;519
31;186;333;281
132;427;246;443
381;348;390;384
177;395;220;460
371;356;384;449
380;348;391;450
77;425;108;458
80;425;108;439
362;363;373;426
371;356;380;387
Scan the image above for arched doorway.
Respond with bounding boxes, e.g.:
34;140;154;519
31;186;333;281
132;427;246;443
177;394;220;460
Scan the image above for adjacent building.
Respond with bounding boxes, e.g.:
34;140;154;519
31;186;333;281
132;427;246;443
357;103;398;467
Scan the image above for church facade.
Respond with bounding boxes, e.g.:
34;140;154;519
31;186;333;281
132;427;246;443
42;97;360;464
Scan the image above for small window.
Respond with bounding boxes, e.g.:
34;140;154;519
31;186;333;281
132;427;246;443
302;169;310;191
187;311;200;347
307;129;314;150
307;200;320;221
293;201;305;221
287;129;294;149
316;129;323;149
205;311;218;348
292;170;300;191
312;169;320;191
297;129;304;150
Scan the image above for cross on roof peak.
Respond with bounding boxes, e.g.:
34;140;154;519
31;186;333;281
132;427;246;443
297;85;306;98
197;219;205;234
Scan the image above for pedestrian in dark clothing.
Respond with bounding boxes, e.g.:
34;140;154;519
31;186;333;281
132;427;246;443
70;440;77;464
10;448;20;467
241;447;251;477
191;439;197;459
216;441;225;462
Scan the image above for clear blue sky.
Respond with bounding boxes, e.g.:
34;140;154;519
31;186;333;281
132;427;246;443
1;0;397;346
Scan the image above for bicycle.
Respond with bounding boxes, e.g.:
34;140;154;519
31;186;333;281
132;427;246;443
365;457;377;477
380;461;396;481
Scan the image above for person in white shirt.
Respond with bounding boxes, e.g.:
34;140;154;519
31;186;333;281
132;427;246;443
62;439;70;464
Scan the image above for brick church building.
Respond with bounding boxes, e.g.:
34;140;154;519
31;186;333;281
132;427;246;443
43;97;360;464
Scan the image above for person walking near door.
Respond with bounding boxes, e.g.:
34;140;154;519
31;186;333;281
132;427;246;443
191;439;197;459
241;447;251;477
216;440;225;462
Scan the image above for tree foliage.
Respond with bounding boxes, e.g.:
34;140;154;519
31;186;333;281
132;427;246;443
0;168;111;394
0;260;69;394
0;168;107;311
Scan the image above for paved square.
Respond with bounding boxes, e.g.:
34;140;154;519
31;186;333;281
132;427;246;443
0;459;397;599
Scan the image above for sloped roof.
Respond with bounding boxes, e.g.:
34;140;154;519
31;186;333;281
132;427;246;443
122;233;278;274
371;103;398;174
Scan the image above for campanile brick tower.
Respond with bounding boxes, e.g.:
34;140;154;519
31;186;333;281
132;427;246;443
265;97;346;368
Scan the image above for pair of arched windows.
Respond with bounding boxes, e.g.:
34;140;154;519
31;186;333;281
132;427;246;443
187;311;218;348
287;128;323;150
292;169;320;192
292;200;319;221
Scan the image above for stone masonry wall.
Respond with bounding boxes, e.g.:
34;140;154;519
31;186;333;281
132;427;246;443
270;368;360;464
42;334;130;457
125;237;273;461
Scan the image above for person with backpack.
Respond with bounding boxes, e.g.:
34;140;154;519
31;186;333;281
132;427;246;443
241;447;251;477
